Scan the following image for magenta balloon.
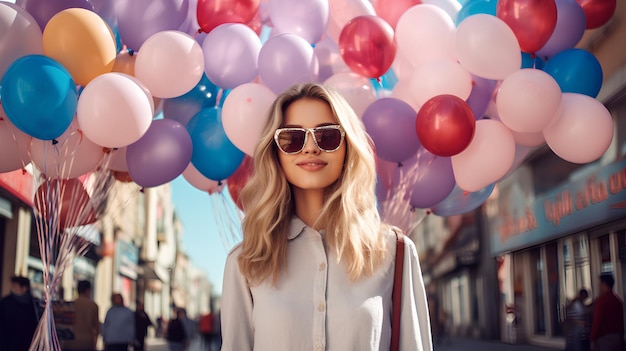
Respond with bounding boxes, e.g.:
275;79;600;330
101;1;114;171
362;97;421;164
536;0;586;59
126;119;193;187
466;75;497;119
405;150;456;209
21;0;93;30
117;0;189;51
258;33;319;94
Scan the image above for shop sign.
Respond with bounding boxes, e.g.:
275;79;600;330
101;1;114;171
116;239;138;280
0;169;33;206
490;159;626;255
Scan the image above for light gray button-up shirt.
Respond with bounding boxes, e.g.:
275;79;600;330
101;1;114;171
221;216;433;351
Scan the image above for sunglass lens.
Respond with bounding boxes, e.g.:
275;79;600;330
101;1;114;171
277;130;306;153
315;128;342;151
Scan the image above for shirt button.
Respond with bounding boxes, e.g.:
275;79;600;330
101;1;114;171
319;263;326;271
318;302;325;312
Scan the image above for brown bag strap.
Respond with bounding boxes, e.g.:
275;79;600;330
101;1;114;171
391;231;405;351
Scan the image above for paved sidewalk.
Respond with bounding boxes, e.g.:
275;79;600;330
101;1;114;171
435;337;557;351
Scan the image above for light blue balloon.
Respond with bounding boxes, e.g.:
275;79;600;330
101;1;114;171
455;0;497;26
187;107;245;181
1;55;77;140
542;48;603;98
431;183;495;216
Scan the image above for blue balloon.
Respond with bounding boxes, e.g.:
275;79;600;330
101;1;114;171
1;55;77;140
521;52;545;70
187;107;245;181
162;74;220;126
455;0;497;26
431;183;495;216
542;48;603;98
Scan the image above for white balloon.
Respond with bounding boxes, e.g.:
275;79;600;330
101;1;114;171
421;0;461;21
325;72;377;118
0;2;43;81
409;60;472;106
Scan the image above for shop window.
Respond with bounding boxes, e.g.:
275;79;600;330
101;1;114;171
531;247;546;335
546;243;564;337
600;234;613;273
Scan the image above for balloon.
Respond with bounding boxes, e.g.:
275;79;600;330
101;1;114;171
258;33;319;94
455;14;521;80
20;0;93;30
268;0;329;44
1;55;77;140
227;155;254;210
390;79;421;112
376;156;401;202
500;144;535;180
421;0;461;20
107;147;129;172
543;93;614;164
431;183;495;216
542;48;603;98
111;50;160;116
338;15;396;78
415;95;475;157
0;2;43;81
536;0;586;59
575;0;616;29
407;150;456;209
30;120;105;179
409;60;473;107
117;0;189;51
451;119;515;192
183;163;224;193
396;5;456;67
455;0;497;26
374;0;421;28
521;52;546;69
202;23;261;89
496;0;557;53
34;178;97;229
197;0;260;33
222;83;276;156
188;108;246;181
512;130;545;147
328;0;376;42
126;119;193;188
466;75;497;119
162;74;220;127
362;98;421;164
315;34;351;82
325;72;377;118
42;8;117;86
496;69;562;133
77;73;153;148
135;30;204;99
0;115;31;173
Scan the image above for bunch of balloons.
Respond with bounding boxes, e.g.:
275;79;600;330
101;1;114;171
0;0;617;218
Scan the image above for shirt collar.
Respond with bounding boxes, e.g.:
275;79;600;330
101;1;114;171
288;216;307;240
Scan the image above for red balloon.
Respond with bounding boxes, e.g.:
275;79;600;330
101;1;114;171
197;0;260;33
339;15;396;78
374;0;422;28
416;95;476;157
497;0;558;53
576;0;616;29
34;178;97;230
227;155;254;211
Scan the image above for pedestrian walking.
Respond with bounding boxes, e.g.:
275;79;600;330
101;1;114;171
63;280;100;351
221;83;432;351
102;293;135;351
0;276;40;351
564;288;591;351
590;274;624;351
135;301;154;351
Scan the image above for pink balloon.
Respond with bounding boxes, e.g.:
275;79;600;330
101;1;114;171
325;72;377;117
451;119;516;192
222;83;276;156
391;79;421;112
0;114;31;173
268;0;329;44
496;69;562;133
30;119;105;179
543;93;614;164
77;73;153;148
329;0;375;34
511;130;545;147
183;162;224;193
0;2;43;81
409;60;472;107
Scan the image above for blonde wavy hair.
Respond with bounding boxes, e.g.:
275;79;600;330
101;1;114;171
238;83;390;286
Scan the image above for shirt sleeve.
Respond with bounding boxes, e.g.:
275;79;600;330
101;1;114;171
400;237;433;351
221;246;254;351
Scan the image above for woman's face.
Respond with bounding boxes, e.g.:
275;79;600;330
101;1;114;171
277;98;346;192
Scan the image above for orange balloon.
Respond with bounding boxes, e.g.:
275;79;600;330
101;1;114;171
43;8;117;86
111;50;160;115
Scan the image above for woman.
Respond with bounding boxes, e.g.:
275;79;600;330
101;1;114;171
221;83;432;351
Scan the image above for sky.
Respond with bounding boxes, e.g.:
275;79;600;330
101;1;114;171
170;175;242;296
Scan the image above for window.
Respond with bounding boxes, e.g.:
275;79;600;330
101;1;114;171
530;247;546;334
546;243;563;336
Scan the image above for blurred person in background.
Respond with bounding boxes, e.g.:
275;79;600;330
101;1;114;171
102;293;135;351
63;280;100;351
0;276;39;351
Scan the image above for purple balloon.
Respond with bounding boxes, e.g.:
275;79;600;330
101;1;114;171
21;0;93;30
466;75;497;119
536;0;586;59
117;0;189;51
258;33;319;94
362;98;421;164
202;23;261;89
403;149;456;209
431;183;495;216
268;0;330;44
126;119;193;187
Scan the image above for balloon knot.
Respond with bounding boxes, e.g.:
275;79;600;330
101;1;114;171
217;180;223;186
197;28;203;34
102;147;112;154
376;77;382;83
140;188;145;193
426;210;432;215
397;162;403;167
128;49;134;56
311;43;316;48
530;52;536;59
471;80;476;86
21;168;27;175
52;139;59;145
463;191;469;196
0;116;3;120
410;207;416;212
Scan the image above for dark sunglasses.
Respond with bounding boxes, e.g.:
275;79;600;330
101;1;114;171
274;125;345;154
